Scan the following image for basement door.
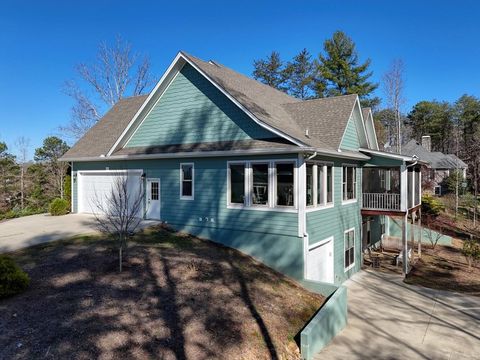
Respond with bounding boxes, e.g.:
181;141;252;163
146;178;161;220
306;237;334;283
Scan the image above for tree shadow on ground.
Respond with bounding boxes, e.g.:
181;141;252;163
0;226;323;360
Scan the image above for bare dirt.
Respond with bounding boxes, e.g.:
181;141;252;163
0;226;324;360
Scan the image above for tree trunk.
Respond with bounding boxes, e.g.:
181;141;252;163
119;246;123;272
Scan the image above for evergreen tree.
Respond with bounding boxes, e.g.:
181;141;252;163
0;143;19;211
284;49;316;99
252;51;287;91
406;101;453;153
315;31;379;106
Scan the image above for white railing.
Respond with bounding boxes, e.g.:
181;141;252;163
362;193;401;211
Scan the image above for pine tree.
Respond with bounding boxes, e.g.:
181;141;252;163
284;49;315;99
252;51;287;91
315;31;379;106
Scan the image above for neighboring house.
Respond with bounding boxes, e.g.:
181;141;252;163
402;136;467;195
61;51;422;284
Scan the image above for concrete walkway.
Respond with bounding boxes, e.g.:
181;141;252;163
317;270;480;360
0;213;159;253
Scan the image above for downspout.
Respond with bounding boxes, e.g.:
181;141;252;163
306;151;318;161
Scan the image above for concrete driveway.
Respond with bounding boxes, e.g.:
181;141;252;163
0;213;159;253
318;270;480;360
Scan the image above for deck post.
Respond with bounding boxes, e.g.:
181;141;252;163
400;164;408;212
418;208;422;258
402;212;409;276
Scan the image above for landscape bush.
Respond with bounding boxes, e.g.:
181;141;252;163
49;198;69;216
0;255;30;298
422;195;445;217
462;239;480;268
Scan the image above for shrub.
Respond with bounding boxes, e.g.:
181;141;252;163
0;256;30;298
49;198;69;216
422;195;445;217
462;239;480;268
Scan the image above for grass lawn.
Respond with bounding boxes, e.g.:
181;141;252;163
0;226;324;360
405;239;480;296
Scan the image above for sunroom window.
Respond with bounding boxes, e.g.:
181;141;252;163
305;162;333;208
306;164;314;206
326;165;333;203
317;164;324;205
252;163;269;206
229;164;245;204
276;163;294;207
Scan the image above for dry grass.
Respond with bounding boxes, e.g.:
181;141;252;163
0;226;324;360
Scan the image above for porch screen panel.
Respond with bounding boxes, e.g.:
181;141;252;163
276;163;294;207
306;164;314;206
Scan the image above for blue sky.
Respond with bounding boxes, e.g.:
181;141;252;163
1;0;479;159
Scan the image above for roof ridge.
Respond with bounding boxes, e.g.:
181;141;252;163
296;93;358;103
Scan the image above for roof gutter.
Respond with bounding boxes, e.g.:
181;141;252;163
60;147;370;162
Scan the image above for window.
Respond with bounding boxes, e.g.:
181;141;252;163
317;165;324;205
276;163;294;207
380;216;386;235
229;164;245;204
342;166;357;201
252;163;269;205
306;164;314;206
180;163;194;199
305;162;334;208
227;160;296;210
344;228;355;270
150;181;159;200
326;165;333;204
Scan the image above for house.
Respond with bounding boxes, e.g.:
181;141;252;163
61;51;422;284
402;136;467;195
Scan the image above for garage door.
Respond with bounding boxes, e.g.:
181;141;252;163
78;170;143;216
306;237;334;283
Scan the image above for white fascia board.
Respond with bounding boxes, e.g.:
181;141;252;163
106;51;308;157
360;148;416;161
61;146;371;163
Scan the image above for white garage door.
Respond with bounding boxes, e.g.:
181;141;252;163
78;170;143;216
306;237;334;283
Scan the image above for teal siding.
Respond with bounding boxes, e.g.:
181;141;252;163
306;158;362;284
340;116;360;150
388;216;452;246
126;64;275;148
72;154;303;279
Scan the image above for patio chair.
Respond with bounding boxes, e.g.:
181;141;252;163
396;248;412;267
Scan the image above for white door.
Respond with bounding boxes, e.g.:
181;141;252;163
306;237;334;283
78;170;143;216
146;178;161;220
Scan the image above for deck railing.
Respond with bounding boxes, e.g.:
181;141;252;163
362;193;401;211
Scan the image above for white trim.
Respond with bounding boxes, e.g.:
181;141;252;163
308;236;334;251
77;169;143;175
305;203;335;213
298;154;306;237
360;148;418;162
61;146;372;162
180;162;194;200
344;227;356;272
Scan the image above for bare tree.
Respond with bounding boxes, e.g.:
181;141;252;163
424;214;444;250
61;37;154;141
15;136;30;209
91;176;144;272
383;59;406;153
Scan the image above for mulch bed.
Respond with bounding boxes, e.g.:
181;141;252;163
0;227;324;360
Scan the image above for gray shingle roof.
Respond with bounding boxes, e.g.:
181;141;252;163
63;52;361;159
402;140;468;169
62;95;148;159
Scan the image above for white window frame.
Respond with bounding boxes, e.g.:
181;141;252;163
305;161;334;212
342;164;357;205
226;159;298;213
344;227;356;271
180;163;194;200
